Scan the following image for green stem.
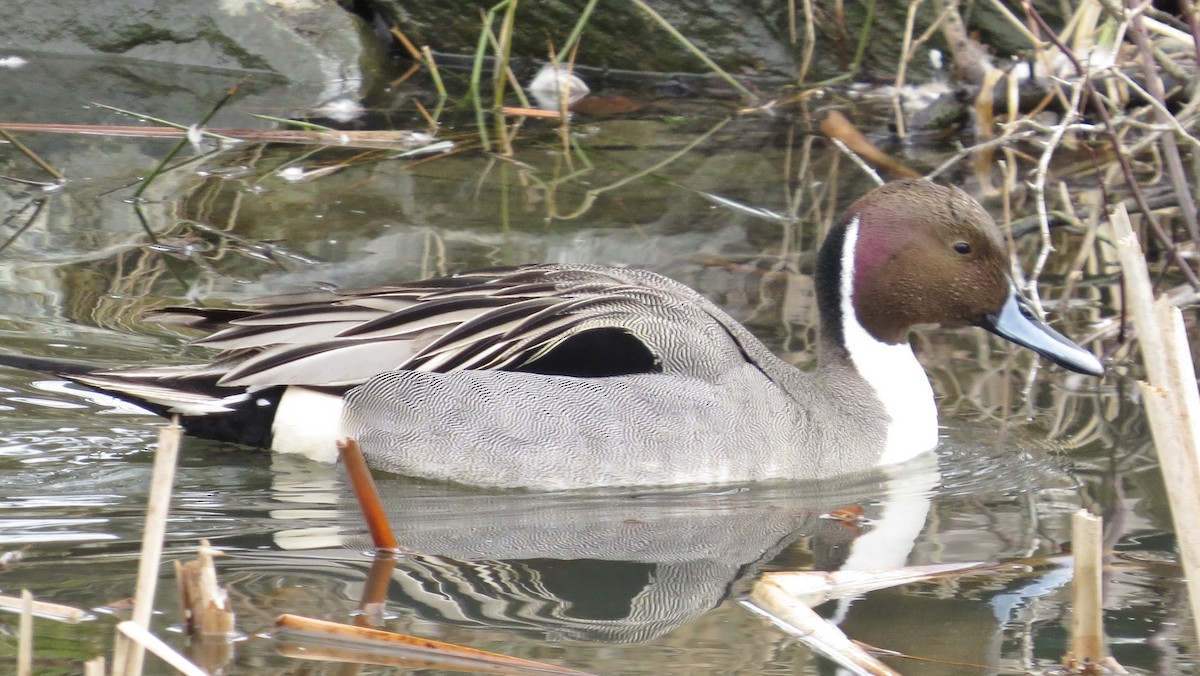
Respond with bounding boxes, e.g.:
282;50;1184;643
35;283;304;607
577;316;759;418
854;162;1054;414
627;0;757;101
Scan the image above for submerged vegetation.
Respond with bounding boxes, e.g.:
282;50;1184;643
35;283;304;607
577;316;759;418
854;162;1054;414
1;0;1200;673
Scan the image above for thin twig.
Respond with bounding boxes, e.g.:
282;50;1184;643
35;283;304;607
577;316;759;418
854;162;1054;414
891;0;925;139
0;127;64;181
133;78;246;200
827;137;884;186
1126;0;1198;239
1027;74;1087;309
0;197;46;255
1023;1;1200;287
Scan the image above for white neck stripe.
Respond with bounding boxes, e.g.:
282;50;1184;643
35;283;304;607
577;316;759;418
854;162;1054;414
839;216;939;464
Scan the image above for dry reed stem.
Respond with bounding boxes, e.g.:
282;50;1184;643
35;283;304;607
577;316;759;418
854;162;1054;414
116;622;207;676
111;420;183;676
972;67;1005;194
745;579;899;675
1112;204;1200;651
1065;510;1106;670
820;111;919;179
0;127;65;181
757;562;987;606
1026;73;1087;311
796;0;815;85
174;541;235;675
0;122;443;152
388;26;423;61
274;614;596;675
0;593;91;623
356;551;398;628
174;540;234;638
891;0;925;139
18;589;31;676
1023;2;1200;286
338;438;401;552
1127;2;1199;239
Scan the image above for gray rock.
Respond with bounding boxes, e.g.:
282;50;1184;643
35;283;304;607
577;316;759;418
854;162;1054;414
0;0;387;101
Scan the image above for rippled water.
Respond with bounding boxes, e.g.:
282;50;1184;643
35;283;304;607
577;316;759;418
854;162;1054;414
0;52;1192;674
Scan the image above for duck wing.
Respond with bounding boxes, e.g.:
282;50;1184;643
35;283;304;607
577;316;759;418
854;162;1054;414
144;264;760;388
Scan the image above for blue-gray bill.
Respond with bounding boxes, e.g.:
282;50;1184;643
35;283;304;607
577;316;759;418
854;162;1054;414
979;288;1104;376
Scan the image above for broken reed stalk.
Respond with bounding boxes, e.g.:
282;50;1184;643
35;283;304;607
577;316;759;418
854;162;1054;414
1065;510;1105;670
0;592;91;622
274;614;595;675
116;622;206;676
1111;204;1200;651
337;438;401;552
819;111;919;179
174;540;234;638
357;551;399;628
174;540;235;673
18;590;32;676
111;419;183;676
745;578;899;676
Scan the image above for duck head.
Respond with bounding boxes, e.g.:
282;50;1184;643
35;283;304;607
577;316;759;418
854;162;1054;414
817;180;1103;376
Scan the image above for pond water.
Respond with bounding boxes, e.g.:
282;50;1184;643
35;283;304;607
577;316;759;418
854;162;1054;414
0;51;1193;674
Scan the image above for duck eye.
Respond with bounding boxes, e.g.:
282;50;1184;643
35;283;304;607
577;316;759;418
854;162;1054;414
953;242;971;255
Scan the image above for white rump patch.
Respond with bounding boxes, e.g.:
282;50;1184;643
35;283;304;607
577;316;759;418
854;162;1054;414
271;387;346;463
840;216;939;464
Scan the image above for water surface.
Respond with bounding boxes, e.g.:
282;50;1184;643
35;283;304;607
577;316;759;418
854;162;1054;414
0;51;1190;674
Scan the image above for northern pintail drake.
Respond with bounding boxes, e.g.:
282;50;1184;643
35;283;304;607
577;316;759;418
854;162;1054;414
0;181;1102;489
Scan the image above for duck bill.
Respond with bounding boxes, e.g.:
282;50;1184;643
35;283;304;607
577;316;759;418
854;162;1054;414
979;288;1104;376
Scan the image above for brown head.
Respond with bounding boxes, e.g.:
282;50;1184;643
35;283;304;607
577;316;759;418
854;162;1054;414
815;180;1102;375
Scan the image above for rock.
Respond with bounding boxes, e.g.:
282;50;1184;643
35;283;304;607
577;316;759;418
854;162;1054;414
0;0;387;101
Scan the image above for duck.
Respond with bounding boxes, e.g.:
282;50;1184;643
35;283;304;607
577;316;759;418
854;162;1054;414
0;180;1102;489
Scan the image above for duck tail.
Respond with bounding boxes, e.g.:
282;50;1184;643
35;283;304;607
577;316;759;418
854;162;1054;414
0;350;286;447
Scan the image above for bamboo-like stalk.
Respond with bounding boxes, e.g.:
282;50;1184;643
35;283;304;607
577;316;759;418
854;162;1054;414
175;538;235;676
338;438;401;552
0;593;91;622
274;614;596;675
116;622;207;676
1111;204;1200;651
1066;510;1105;669
111;420;183;676
18;590;32;676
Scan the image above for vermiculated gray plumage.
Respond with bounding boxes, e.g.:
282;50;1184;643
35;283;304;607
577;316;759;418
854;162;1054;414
0;181;1104;489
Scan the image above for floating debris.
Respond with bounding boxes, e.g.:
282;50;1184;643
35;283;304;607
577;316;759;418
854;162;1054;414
315;98;366;123
527;65;590;112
